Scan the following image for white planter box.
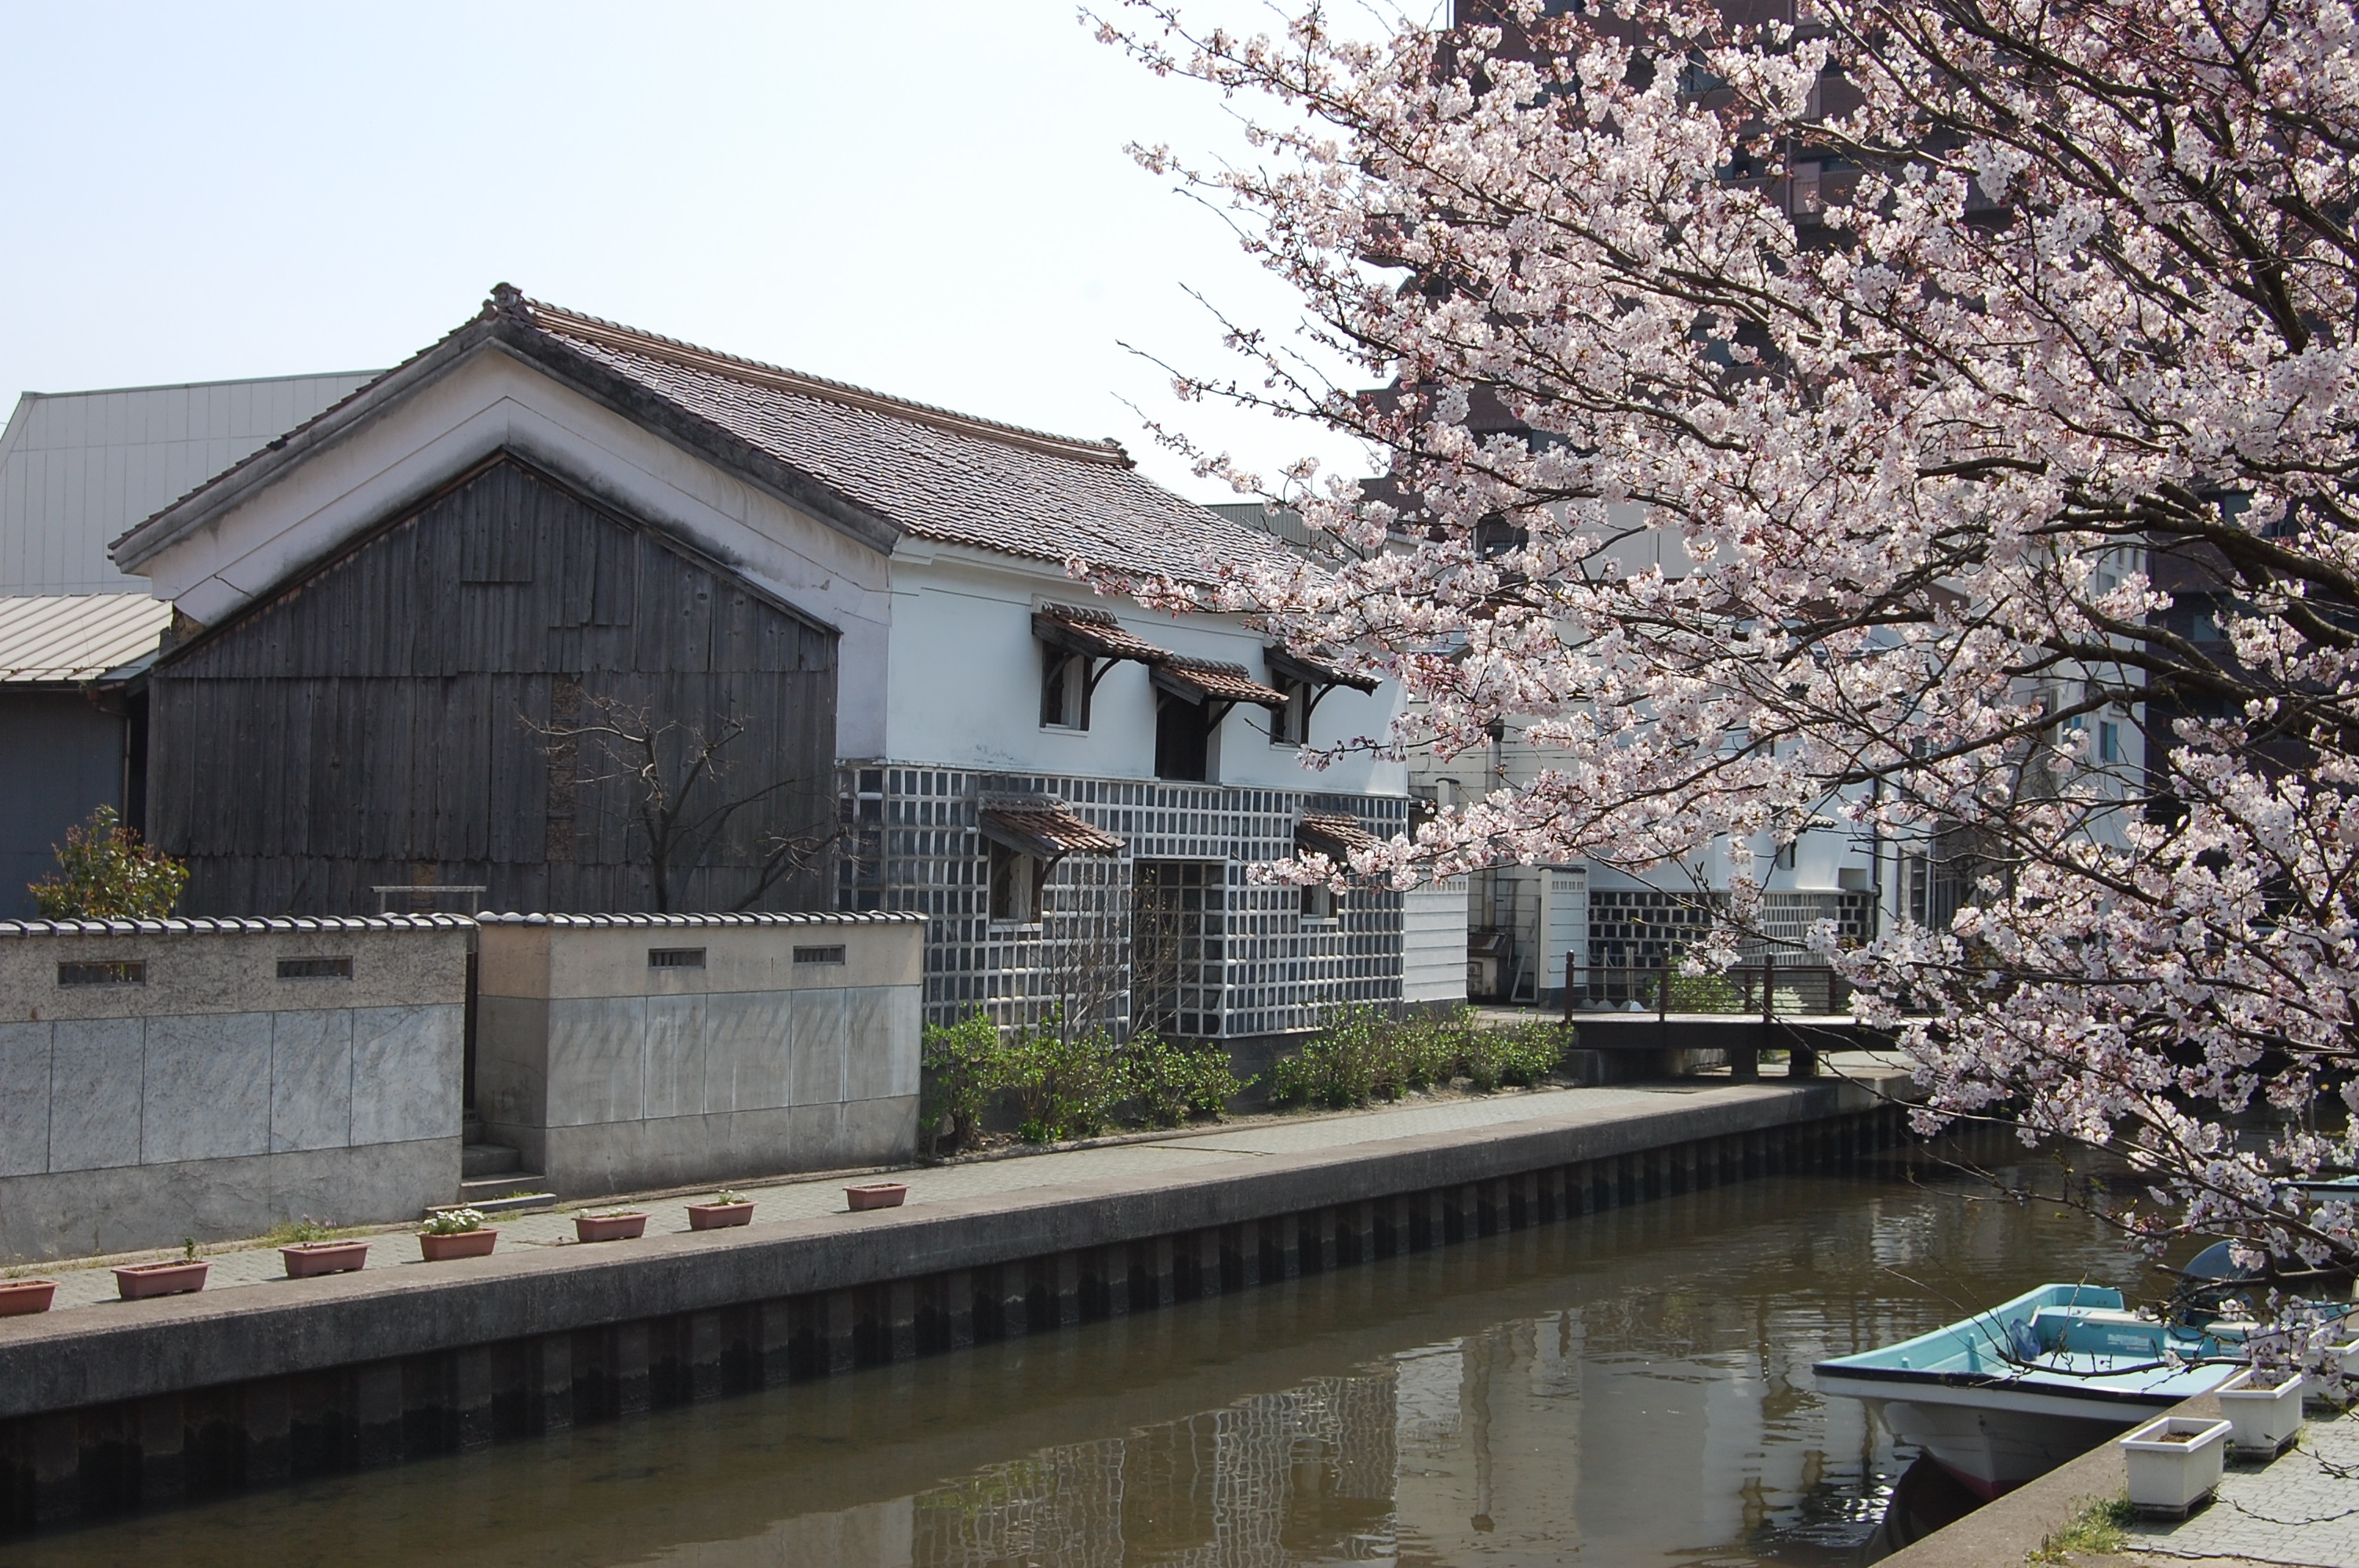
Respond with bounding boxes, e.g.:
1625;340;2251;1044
2305;1336;2359;1412
2121;1416;2232;1517
2217;1367;2305;1457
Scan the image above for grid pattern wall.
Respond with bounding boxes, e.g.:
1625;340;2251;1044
838;765;1407;1038
1587;887;1877;967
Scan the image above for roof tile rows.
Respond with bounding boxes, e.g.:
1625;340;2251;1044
1155;655;1290;710
978;803;1127;858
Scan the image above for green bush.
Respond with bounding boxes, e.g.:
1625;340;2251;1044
1268;1005;1575;1107
921;1011;1005;1154
1000;1018;1126;1142
1125;1035;1254;1127
29;806;187;920
1463;1019;1569;1089
1664;969;1743;1012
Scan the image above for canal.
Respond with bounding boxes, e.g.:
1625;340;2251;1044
16;1141;2139;1566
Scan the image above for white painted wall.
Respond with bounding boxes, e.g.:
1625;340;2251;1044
1402;877;1470;1004
880;546;1408;796
116;346;899;756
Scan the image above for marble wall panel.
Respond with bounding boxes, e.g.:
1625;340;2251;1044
790;989;847;1107
703;992;794;1113
643;994;707;1120
269;1009;353;1152
0;1022;52;1178
547;996;645;1127
351;1004;463;1145
843;987;920;1102
46;1018;145;1171
143;1013;272;1164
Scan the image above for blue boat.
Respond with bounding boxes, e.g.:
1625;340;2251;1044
1813;1283;2243;1497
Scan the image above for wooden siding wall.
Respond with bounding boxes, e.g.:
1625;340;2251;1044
151;457;838;916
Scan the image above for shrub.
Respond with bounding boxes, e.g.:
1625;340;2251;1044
1001;1018;1126;1142
1464;1020;1569;1089
1664;969;1743;1012
1270;1004;1398;1108
921;1011;1005;1154
1270;1006;1575;1105
29;805;187;920
1125;1035;1254;1127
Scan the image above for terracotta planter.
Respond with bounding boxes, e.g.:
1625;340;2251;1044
113;1260;209;1301
280;1240;370;1279
2218;1367;2305;1457
2121;1415;2232;1517
687;1201;754;1230
573;1211;649;1243
0;1279;57;1316
845;1182;909;1212
417;1229;498;1261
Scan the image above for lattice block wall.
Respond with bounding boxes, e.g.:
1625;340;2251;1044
839;766;1407;1037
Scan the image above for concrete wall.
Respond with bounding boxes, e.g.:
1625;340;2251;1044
474;912;926;1196
0;916;469;1262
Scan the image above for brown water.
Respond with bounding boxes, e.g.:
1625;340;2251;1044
16;1149;2144;1568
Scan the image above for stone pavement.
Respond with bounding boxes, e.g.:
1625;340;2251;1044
18;1077;1783;1316
2124;1410;2359;1566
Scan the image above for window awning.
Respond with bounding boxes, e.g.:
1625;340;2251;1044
979;801;1125;859
1266;645;1379;694
1032;603;1170;665
1153;655;1289;710
1296;813;1384;862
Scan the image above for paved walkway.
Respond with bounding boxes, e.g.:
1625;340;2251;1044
2123;1410;2359;1566
19;1075;1817;1316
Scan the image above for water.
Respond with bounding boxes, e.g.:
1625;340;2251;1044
17;1149;2146;1567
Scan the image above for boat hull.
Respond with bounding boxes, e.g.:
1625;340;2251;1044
1854;1391;2158;1498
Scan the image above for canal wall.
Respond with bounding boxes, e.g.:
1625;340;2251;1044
0;1069;1914;1533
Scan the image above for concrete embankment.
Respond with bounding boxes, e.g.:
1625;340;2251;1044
0;1065;1913;1533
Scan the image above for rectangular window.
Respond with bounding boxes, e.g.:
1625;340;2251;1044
1299;884;1336;923
2098;721;2121;763
988;840;1041;924
1270;677;1311;746
793;945;845;965
1774;841;1797;870
276;956;354;981
1154;693;1209;781
647;947;707;969
57;960;144;987
1040;648;1089;729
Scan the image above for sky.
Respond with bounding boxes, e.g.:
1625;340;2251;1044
0;2;1412;501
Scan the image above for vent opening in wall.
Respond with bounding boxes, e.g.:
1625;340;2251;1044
793;945;846;965
648;948;707;969
58;960;144;987
277;956;354;981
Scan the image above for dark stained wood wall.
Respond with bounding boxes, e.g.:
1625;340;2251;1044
151;456;838;916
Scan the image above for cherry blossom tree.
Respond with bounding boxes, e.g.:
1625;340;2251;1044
1094;0;2359;1312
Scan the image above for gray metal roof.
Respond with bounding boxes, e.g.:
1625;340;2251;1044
0;372;379;596
0;592;172;684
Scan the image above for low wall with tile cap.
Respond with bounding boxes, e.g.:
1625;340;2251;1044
473;912;925;1196
0;917;471;1262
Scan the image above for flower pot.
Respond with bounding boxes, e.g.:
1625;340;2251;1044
2306;1336;2359;1410
573;1211;649;1243
687;1201;754;1230
0;1279;57;1316
112;1260;210;1301
417;1229;498;1261
2218;1367;2305;1458
280;1240;371;1279
2121;1415;2232;1517
845;1182;909;1212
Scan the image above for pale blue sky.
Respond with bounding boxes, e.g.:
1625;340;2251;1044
0;2;1392;499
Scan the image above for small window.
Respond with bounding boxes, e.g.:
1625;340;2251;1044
1300;884;1336;923
793;945;845;965
1774;841;1797;871
2098;721;2121;763
276;956;354;981
647;947;707;969
58;960;144;987
1040;648;1089;730
1154;693;1209;782
1270;677;1312;746
988;840;1041;924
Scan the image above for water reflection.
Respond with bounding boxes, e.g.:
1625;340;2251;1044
20;1151;2145;1568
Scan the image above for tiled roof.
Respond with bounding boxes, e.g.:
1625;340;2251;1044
1154;655;1290;710
0;914;474;938
0;593;171;684
519;298;1301;584
475;911;925;927
1267;644;1380;694
978;803;1125;858
1033;602;1172;664
1296;813;1384;861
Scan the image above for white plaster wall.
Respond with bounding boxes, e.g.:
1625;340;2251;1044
880;549;1407;797
118;347;898;756
1402;877;1470;1004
